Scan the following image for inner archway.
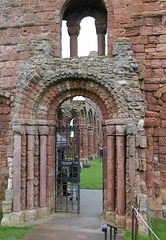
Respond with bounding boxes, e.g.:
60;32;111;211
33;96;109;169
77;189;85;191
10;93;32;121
55;96;103;213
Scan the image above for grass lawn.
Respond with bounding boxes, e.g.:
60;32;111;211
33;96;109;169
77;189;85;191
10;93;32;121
80;156;103;190
0;209;33;240
0;226;33;240
124;218;166;240
151;218;166;240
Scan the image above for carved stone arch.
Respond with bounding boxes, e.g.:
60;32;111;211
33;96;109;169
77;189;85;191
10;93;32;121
13;68;131;122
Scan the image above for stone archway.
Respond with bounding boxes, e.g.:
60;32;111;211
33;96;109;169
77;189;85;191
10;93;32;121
1;39;147;233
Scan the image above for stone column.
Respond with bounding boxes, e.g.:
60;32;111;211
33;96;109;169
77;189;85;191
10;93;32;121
88;127;94;160
67;21;80;57
80;122;87;162
26;126;36;210
116;124;126;226
106;124;116;213
85;126;89;162
13;125;25;212
39;126;49;208
93;126;98;157
95;20;107;56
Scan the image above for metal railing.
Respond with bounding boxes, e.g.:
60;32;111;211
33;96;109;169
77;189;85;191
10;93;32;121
132;206;160;240
102;223;117;240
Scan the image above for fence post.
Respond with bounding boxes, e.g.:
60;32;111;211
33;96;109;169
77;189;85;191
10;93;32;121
132;206;134;240
110;226;112;240
102;223;107;240
135;215;138;240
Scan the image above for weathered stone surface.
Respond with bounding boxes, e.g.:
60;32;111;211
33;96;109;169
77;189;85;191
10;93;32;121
5;189;13;201
2;201;12;213
10;212;24;225
1;213;11;226
25;209;36;222
36;207;48;219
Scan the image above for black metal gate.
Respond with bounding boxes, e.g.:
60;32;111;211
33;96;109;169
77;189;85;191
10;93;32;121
55;121;80;213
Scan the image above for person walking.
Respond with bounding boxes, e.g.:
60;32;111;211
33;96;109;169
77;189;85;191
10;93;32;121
69;157;81;201
100;147;103;162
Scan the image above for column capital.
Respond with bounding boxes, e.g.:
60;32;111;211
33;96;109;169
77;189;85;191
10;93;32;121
26;125;37;135
106;125;116;135
116;125;126;135
12;125;26;135
39;126;49;136
95;20;107;35
67;20;80;36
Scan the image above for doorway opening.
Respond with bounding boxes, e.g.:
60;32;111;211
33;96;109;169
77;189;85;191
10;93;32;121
55;96;103;214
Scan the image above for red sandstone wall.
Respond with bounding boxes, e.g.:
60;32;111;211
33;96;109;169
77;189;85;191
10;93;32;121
0;0;166;212
1;0;165;87
0;99;11;207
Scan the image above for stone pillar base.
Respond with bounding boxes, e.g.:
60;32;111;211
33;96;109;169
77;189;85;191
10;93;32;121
116;214;126;227
1;213;12;226
25;209;37;222
36;207;48;219
1;211;24;226
126;217;132;232
1;207;49;226
105;210;115;224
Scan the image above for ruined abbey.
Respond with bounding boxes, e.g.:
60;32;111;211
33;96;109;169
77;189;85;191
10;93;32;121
0;0;166;233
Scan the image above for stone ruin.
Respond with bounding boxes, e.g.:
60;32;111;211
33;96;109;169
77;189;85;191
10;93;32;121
0;0;166;235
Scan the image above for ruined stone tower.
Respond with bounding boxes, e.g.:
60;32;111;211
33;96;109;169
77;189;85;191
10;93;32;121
0;0;166;233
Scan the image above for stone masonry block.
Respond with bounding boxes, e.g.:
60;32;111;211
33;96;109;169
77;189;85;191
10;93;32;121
25;209;36;222
2;201;12;213
36;207;48;219
10;211;24;225
140;136;147;148
5;189;13;201
1;213;11;226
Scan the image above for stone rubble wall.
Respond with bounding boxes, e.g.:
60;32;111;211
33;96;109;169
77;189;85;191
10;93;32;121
14;38;144;121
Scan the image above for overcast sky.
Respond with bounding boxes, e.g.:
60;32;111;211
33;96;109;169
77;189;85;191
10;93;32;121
62;17;97;58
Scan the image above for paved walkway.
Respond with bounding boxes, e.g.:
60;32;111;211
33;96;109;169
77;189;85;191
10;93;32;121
22;189;104;240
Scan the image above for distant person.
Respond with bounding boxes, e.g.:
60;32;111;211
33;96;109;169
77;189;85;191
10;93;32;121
100;147;103;162
69;157;81;201
57;150;70;197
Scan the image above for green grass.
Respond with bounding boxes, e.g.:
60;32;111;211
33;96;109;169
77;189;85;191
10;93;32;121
0;226;33;240
151;218;166;240
124;218;166;240
80;157;103;190
124;231;150;240
0;208;33;240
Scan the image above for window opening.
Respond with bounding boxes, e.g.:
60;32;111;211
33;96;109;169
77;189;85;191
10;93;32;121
78;17;97;57
62;17;107;58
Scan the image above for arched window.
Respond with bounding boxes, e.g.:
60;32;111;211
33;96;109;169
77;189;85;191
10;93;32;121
62;0;107;57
